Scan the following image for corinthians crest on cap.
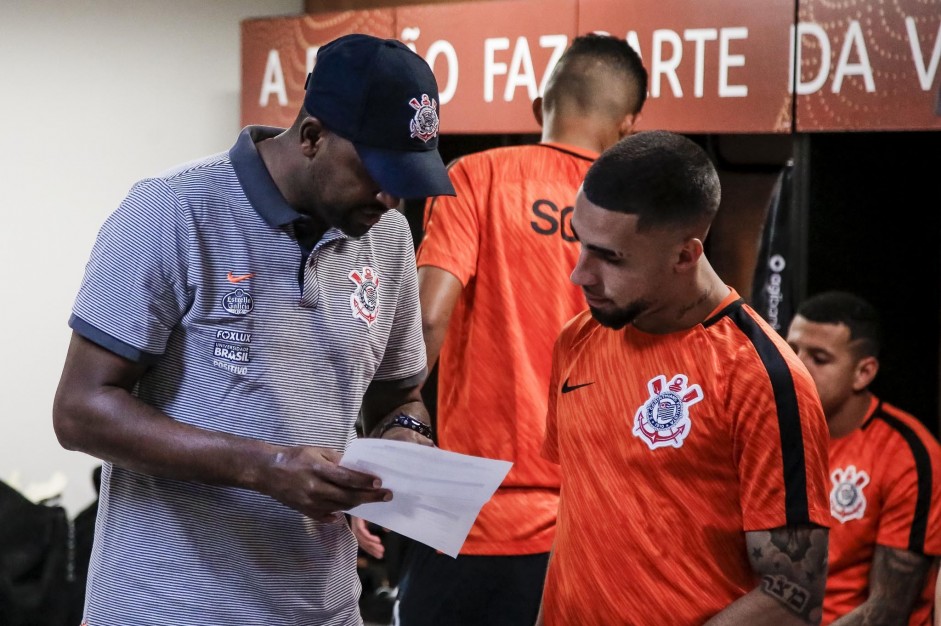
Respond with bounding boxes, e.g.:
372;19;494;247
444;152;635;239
632;374;703;450
409;94;439;143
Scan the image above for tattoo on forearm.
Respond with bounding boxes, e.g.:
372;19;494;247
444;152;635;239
748;526;829;623
832;546;934;625
762;574;810;613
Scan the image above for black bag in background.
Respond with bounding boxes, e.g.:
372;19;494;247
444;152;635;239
0;481;72;626
750;162;799;336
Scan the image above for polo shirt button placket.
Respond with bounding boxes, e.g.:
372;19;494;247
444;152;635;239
300;252;320;309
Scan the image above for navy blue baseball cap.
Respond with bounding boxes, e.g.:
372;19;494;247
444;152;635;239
304;34;456;199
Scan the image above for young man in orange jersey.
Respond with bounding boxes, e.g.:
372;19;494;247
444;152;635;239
538;130;831;626
386;34;648;626
787;291;941;625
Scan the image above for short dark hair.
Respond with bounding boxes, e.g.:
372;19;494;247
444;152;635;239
796;291;882;358
543;33;648;117
582;130;721;231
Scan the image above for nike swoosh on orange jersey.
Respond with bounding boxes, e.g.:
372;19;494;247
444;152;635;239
227;272;254;284
561;378;594;394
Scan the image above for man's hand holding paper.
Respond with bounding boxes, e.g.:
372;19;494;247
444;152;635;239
340;438;512;557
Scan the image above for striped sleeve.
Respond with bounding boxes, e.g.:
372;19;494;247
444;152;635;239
727;307;831;530
873;411;941;555
70;178;191;363
372;216;427;385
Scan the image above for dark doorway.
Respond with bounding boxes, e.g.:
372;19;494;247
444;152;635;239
802;131;941;434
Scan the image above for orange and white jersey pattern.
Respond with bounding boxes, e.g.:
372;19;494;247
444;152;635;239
417;142;597;555
824;398;941;626
542;290;831;625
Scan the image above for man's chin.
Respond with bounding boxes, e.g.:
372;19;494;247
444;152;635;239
337;220;372;238
588;306;634;330
589;300;652;330
338;209;386;238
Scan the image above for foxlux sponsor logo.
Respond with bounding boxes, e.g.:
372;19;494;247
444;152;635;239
222;288;253;315
212;329;251;374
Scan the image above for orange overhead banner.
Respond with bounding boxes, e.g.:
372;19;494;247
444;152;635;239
240;0;941;133
794;0;941;131
242;10;395;130
578;0;794;133
395;0;578;134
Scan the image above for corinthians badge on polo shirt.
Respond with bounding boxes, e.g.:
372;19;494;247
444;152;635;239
349;266;380;326
633;374;704;450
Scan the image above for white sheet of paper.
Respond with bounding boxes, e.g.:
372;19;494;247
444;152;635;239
340;438;513;558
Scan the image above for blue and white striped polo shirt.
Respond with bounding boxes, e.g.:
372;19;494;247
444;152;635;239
69;126;426;625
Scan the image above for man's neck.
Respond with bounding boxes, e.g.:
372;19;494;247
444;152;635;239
542;120;616;155
632;261;730;335
827;391;873;439
255;132;329;237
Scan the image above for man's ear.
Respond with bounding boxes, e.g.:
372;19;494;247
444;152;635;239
618;111;641;138
675;237;704;273
532;97;544;128
299;117;325;158
852;355;879;392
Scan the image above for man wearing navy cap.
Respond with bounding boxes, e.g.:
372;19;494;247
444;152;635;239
53;34;452;625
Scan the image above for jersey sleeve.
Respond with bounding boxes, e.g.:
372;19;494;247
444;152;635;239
542;314;594;465
372;221;427;386
69;178;191;364
876;427;941;556
414;157;483;286
541;333;566;465
729;344;831;531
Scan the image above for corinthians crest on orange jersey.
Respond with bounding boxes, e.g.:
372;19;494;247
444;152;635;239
632;374;703;450
829;465;870;523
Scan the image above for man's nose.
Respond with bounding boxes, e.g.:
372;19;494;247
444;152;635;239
570;252;594;287
376;191;401;210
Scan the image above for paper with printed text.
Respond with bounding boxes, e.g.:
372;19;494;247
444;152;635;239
340;438;512;558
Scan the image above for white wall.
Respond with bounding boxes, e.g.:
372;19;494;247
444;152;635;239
0;0;302;516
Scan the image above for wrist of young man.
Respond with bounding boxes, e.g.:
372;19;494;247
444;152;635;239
377;413;434;441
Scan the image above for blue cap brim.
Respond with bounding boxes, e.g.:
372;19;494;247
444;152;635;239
356;144;456;200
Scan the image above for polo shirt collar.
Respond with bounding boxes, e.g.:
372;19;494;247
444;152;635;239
230;125;303;228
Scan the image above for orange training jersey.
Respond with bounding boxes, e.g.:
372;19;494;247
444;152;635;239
541;291;831;625
416;142;596;555
824;397;941;626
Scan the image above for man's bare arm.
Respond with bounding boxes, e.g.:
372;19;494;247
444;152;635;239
361;378;432;446
417;265;463;377
934;566;941;626
831;545;933;625
705;525;829;625
53;332;390;521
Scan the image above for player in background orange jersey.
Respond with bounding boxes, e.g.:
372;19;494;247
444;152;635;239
538;130;831;626
384;34;647;626
787;291;941;625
